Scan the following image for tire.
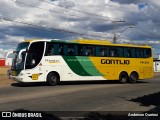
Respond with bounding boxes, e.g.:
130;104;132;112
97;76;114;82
129;72;138;83
119;72;128;84
47;72;59;86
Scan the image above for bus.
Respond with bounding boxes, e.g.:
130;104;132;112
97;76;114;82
11;39;153;85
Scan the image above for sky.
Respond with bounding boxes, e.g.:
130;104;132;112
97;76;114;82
0;0;160;58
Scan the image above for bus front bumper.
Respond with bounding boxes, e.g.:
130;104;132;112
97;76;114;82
11;75;24;83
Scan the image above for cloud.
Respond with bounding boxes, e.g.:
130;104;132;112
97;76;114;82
0;54;4;58
110;0;146;4
0;48;13;58
0;0;160;57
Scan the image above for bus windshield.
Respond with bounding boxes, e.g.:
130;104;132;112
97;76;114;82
11;42;29;70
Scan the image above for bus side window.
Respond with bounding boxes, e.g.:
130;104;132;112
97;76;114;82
78;45;85;56
67;44;78;56
45;44;54;56
90;46;95;56
99;47;109;56
117;47;123;57
45;43;62;55
121;47;136;58
96;46;100;56
106;47;109;56
124;48;132;58
74;45;78;55
96;46;109;57
124;48;129;57
100;48;105;56
46;44;53;55
63;44;68;55
109;47;117;57
54;44;61;55
136;48;143;58
78;46;95;56
130;48;136;58
66;44;73;55
59;44;63;55
144;48;151;58
83;46;95;56
110;50;115;57
86;46;91;56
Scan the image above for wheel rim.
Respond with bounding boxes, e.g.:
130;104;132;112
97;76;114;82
122;77;127;81
120;73;128;83
131;75;136;81
51;75;57;84
130;73;137;83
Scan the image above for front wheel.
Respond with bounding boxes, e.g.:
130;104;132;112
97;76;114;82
47;72;59;86
129;72;138;83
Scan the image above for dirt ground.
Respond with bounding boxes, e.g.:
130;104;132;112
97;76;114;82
0;66;10;75
0;66;160;88
0;75;15;87
0;66;15;87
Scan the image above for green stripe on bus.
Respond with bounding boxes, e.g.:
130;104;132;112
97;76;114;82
62;56;91;76
75;56;103;76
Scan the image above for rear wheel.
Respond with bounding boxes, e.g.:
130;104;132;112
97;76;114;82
47;72;59;86
129;72;138;83
119;72;128;84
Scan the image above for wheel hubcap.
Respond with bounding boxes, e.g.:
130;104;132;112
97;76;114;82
51;76;56;83
131;75;136;81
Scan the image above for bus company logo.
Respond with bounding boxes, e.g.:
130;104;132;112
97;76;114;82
45;59;60;63
101;59;130;65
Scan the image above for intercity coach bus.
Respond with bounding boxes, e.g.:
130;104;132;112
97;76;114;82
11;39;153;85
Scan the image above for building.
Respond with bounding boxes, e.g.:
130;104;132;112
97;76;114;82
5;51;13;66
154;55;160;72
0;51;13;66
0;58;5;66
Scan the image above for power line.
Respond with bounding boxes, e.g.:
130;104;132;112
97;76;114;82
0;15;109;39
9;0;127;39
13;0;113;22
39;0;116;21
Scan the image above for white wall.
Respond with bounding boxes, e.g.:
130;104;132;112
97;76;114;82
5;58;12;66
5;51;13;66
154;61;160;72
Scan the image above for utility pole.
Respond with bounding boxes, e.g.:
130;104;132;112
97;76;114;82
116;26;133;40
112;20;125;43
113;26;133;43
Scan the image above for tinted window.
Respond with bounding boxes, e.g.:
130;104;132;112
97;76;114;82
96;46;109;56
136;48;144;58
63;44;78;56
78;45;95;56
45;43;62;55
117;47;123;57
124;48;136;58
45;42;152;58
26;42;44;69
144;48;152;58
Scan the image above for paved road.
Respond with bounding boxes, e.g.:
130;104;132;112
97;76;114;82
0;76;160;118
